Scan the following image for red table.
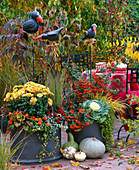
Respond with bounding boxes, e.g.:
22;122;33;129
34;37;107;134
81;69;139;93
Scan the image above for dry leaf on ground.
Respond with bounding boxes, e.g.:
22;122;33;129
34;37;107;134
106;165;113;168
30;165;36;168
126;167;132;170
109;153;114;157
80;165;90;169
42;166;52;170
52;163;63;167
12;164;20;169
135;159;139;166
127;140;134;145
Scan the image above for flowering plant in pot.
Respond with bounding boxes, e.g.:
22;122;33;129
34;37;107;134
63;73;126;149
3;81;65;163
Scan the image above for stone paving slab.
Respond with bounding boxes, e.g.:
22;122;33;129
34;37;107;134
1;118;139;170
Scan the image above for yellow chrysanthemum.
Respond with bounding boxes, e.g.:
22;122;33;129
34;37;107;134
37;93;43;98
23;93;34;97
13;93;18;99
48;98;53;106
17;90;25;97
89;102;100;111
43;92;48;95
13;85;23;90
4;93;13;101
30;97;37;105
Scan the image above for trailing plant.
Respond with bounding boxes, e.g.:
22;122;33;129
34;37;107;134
3;81;65;161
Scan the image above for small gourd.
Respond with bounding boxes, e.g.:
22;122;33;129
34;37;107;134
62;132;79;151
62;146;76;159
74;151;86;161
79;137;105;158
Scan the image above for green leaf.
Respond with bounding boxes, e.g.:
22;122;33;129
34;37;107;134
118;162;122;166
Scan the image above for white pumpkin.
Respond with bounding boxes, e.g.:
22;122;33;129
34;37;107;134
74;151;86;161
79;137;105;158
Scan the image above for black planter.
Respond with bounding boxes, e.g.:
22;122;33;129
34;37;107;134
10;129;62;164
68;121;105;145
0;116;8;133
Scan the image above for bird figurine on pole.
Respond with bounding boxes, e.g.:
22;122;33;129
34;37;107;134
82;24;97;81
36;27;64;41
36;27;64;103
22;11;43;41
82;24;97;40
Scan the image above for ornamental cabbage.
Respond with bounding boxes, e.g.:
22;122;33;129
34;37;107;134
83;99;110;123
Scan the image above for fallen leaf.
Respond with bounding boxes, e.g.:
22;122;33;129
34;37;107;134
109;153;114;157
130;146;137;149
21;168;26;170
52;163;63;167
12;164;20;169
120;148;127;152
106;165;112;168
127;140;134;145
80;165;90;169
108;158;115;160
93;161;105;163
30;165;36;168
70;160;76;164
108;162;112;164
42;166;52;170
129;155;138;159
135;159;139;166
71;162;79;166
126;167;132;170
60;149;65;153
120;155;130;159
90;163;102;167
119;142;124;146
136;150;139;153
112;144;118;148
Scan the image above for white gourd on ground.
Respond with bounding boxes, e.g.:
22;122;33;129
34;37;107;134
79;137;105;158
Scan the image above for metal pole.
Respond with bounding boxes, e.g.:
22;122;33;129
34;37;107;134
32;55;35;81
90;45;92;81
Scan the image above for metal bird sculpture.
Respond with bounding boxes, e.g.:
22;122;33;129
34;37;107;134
22;11;43;40
82;24;97;40
36;27;64;41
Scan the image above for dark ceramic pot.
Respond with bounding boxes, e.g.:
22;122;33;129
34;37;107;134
10;129;62;164
67;121;105;145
